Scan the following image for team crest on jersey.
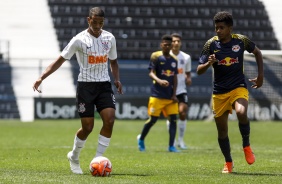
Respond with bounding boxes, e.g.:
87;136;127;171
180;59;184;64
78;103;86;113
171;62;176;68
102;42;109;51
232;45;240;52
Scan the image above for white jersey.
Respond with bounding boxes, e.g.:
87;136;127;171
61;29;117;82
170;50;191;95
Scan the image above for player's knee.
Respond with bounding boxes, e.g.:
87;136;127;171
146;116;158;126
82;125;94;135
236;110;248;122
103;118;115;129
179;112;187;120
235;104;247;116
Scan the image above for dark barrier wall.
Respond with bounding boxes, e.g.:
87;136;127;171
115;97;282;121
34;98;79;119
115;97;212;120
34;97;212;120
34;59;282;121
34;97;282;120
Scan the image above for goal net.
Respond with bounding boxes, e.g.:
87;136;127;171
230;50;282;121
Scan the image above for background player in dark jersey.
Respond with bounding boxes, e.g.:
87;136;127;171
197;11;263;173
33;7;123;174
137;35;180;152
166;33;192;150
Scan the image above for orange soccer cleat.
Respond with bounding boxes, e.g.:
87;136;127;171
222;162;233;174
243;145;256;165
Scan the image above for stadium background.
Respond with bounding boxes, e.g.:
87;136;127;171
0;0;281;121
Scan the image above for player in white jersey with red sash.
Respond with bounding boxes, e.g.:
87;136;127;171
33;7;123;175
167;33;192;149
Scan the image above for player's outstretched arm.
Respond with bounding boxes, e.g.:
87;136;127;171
249;47;264;89
32;56;66;93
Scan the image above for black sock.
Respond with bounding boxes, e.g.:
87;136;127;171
218;137;232;162
239;122;250;147
140;116;158;140
168;115;177;147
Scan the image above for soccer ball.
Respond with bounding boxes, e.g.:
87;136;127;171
89;156;112;177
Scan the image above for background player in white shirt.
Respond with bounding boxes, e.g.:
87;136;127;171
167;33;192;149
33;7;123;174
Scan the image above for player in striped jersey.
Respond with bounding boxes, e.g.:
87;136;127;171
33;7;123;174
197;11;263;173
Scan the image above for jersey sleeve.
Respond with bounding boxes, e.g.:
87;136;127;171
108;35;117;60
199;37;214;64
61;36;80;60
185;55;192;72
148;52;160;70
240;34;256;53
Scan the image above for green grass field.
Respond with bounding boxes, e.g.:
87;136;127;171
0;119;281;184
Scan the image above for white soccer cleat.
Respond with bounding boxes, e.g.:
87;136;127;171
178;140;188;150
67;151;83;174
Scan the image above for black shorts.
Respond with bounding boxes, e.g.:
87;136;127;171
176;93;188;105
76;81;116;117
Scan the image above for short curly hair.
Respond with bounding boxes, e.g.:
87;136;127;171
161;34;172;42
89;7;105;17
213;11;233;26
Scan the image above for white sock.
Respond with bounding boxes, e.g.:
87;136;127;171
71;136;86;160
95;135;111;158
178;119;187;141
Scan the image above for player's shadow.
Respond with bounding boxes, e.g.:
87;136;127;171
232;172;282;176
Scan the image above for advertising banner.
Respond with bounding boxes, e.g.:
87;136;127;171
34;98;79;119
34;97;282;121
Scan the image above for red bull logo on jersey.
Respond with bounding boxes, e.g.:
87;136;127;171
217;57;239;66
161;70;175;77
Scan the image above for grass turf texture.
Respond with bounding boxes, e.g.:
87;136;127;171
0;119;281;184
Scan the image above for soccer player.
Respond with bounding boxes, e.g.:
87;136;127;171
197;11;263;173
32;7;123;174
166;33;192;149
137;35;179;153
